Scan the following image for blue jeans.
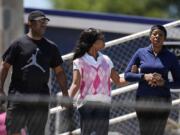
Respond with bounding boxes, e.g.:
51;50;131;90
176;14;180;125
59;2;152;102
78;102;110;135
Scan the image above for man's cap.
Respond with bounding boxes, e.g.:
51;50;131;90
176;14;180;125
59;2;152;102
28;10;50;21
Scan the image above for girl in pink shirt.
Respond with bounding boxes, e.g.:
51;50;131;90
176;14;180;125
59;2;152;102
69;28;127;135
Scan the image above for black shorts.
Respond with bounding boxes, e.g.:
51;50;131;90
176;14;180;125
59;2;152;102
6;103;48;135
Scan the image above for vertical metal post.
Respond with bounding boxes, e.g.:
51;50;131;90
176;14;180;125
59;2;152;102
0;0;24;93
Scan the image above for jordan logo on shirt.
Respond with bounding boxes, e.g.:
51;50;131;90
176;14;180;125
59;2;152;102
21;48;45;72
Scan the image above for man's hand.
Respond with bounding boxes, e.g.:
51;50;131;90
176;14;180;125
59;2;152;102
57;94;73;109
0;91;5;103
0;91;6;112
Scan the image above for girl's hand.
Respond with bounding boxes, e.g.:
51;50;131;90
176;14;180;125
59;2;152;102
131;65;138;73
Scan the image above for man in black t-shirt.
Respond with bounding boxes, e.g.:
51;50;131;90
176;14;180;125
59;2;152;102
0;10;70;135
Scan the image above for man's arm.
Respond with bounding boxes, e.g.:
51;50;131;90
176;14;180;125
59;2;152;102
0;61;11;95
53;65;69;97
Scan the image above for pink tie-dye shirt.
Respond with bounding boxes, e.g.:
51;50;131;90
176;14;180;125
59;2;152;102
0;112;7;135
0;112;27;135
73;52;113;103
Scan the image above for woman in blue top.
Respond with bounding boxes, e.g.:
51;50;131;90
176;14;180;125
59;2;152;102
125;25;180;135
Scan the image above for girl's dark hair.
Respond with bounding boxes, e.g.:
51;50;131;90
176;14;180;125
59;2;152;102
73;28;104;60
150;25;167;39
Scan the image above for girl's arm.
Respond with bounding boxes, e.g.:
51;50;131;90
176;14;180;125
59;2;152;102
110;68;128;87
69;69;81;97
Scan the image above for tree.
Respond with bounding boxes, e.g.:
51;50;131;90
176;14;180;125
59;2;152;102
51;0;179;19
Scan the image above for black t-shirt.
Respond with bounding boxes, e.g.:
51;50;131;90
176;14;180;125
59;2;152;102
2;35;63;95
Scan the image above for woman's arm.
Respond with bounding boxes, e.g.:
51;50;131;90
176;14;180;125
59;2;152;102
125;49;144;82
169;55;180;89
128;65;160;87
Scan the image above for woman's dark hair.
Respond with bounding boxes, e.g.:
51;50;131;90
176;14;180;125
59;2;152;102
150;25;167;39
73;28;104;60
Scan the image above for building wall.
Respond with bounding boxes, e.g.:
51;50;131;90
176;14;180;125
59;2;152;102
24;8;172;55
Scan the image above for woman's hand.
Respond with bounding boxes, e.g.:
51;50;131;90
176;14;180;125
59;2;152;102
130;65;165;87
153;73;165;86
144;73;165;87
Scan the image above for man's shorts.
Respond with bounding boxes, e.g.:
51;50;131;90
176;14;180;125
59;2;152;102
6;103;48;135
